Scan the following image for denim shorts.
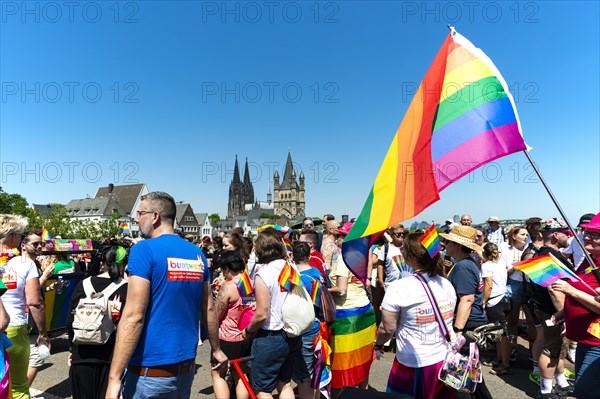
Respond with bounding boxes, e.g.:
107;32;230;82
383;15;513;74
122;360;195;399
293;329;319;383
250;329;301;394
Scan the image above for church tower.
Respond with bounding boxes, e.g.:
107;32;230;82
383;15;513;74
273;152;306;220
228;156;244;218
242;158;254;207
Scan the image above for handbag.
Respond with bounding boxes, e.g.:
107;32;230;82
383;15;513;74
413;272;482;393
319;281;337;325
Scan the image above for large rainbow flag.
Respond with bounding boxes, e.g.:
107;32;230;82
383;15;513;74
343;27;527;283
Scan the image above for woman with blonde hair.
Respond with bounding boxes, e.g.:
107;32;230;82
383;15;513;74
0;214;49;399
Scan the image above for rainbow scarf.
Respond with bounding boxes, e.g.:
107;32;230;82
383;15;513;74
342;28;526;283
278;262;302;291
420;223;441;258
237;271;254;297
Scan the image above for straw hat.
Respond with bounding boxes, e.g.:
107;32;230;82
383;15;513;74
439;225;483;252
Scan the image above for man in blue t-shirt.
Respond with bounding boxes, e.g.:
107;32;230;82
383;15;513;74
106;192;227;399
442;225;493;399
441;226;487;332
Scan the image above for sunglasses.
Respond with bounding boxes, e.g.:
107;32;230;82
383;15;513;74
303;223;314;227
27;241;45;248
584;230;600;240
393;232;406;238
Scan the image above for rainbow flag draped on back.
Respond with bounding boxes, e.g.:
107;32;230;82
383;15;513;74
343;27;527;283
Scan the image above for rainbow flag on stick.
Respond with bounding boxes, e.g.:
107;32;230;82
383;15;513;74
278;262;302;291
41;227;51;241
342;27;527;283
420;223;441;258
513;254;594;292
237;271;254;297
119;222;131;236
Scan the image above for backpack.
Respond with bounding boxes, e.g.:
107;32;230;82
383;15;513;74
281;283;315;338
72;278;126;345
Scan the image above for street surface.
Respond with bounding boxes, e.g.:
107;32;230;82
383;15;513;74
30;334;567;398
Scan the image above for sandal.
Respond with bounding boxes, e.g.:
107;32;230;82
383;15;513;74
482;359;500;367
489;365;511;376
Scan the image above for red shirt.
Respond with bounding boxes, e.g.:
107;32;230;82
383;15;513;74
564;259;600;345
309;250;326;280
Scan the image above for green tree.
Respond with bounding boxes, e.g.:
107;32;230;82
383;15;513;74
0;187;33;216
208;213;221;223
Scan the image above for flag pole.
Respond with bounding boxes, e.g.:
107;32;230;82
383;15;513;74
522;150;600;286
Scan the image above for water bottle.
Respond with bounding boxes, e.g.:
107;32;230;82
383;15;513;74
56;276;64;294
37;343;51;360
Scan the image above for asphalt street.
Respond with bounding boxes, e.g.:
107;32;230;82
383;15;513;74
29;334;566;398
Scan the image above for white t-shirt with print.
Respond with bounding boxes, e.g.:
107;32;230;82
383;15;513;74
481;259;508;307
500;242;525;282
254;258;289;331
1;256;40;326
377;244;413;288
382;274;457;368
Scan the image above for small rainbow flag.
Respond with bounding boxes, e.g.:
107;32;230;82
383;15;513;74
41;227;51;241
237;271;253;297
513;253;580;287
119;222;131;236
283;238;293;253
420;223;441;258
311;279;321;305
588;318;600;339
278;262;302;291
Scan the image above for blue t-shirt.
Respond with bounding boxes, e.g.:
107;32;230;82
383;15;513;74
448;257;486;326
127;234;209;366
300;266;322;335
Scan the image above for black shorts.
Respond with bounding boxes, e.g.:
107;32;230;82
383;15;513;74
486;298;510;324
211;339;251;365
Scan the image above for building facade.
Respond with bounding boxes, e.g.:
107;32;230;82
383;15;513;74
273;152;305;220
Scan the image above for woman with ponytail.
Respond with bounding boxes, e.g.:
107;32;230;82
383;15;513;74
374;232;457;399
67;240;129;399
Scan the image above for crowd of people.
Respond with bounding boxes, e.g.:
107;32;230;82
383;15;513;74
1;197;600;399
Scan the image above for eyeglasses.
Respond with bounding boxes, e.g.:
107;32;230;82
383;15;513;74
393;232;405;238
303;223;314;227
136;210;155;217
584;230;600;240
27;241;44;248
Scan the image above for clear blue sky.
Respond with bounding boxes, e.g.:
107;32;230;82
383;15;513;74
1;1;598;226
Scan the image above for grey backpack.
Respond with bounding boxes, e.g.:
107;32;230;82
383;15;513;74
72;278;126;345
